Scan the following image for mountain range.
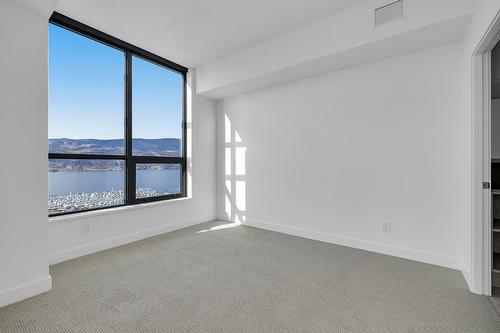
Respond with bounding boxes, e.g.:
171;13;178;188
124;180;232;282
48;138;181;172
49;138;181;156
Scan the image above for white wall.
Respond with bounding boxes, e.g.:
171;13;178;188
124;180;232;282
0;1;52;307
217;42;466;270
48;95;216;264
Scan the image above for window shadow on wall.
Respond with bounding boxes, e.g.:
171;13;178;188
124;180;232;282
223;113;246;224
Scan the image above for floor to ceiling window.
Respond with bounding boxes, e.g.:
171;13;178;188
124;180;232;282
48;13;187;216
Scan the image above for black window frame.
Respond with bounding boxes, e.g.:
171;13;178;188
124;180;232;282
48;12;188;217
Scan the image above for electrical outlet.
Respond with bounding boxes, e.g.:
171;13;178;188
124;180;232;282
382;222;392;233
83;221;90;233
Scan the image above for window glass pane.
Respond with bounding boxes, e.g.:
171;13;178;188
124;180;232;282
48;159;125;214
136;164;181;199
132;56;183;157
48;23;125;155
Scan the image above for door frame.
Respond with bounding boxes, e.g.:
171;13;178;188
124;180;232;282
471;11;500;296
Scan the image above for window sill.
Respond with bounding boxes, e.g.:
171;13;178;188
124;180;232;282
48;196;191;224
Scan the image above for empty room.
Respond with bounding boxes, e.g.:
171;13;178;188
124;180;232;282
2;0;500;332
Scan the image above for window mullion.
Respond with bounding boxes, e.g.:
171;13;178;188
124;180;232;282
182;74;187;197
125;51;135;205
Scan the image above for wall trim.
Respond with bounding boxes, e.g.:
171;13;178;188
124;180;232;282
244;218;464;271
49;216;215;265
0;275;52;308
462;268;472;291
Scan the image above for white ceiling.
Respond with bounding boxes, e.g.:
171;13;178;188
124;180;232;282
55;0;370;67
8;0;60;18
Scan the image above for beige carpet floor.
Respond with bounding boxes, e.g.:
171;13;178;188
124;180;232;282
0;220;499;332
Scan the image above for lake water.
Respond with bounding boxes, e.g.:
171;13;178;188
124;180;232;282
49;169;181;195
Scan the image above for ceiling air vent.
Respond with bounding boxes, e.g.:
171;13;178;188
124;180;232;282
375;0;403;27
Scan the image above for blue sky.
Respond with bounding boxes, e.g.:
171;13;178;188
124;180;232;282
48;23;183;140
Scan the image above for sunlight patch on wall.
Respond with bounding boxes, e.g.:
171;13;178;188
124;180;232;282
236;180;246;212
235;147;246;176
235;131;242;143
225;148;231;176
225;114;231;143
223;113;247;223
225;194;232;219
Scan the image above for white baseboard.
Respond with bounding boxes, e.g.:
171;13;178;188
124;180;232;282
244;218;463;270
461;269;474;292
49;216;215;265
460;268;484;295
0;275;52;308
